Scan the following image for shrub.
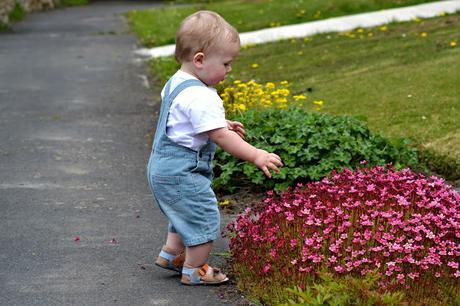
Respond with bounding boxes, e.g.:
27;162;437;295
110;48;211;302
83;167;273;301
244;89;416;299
418;147;460;183
9;2;26;23
226;165;459;305
213;108;420;192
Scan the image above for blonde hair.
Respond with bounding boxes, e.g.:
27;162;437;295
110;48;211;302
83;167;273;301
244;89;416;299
175;10;240;63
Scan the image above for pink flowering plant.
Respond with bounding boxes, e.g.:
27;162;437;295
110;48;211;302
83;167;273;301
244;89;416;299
226;164;459;304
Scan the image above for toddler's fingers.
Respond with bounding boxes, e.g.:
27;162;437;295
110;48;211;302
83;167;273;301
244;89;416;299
233;121;244;128
270;155;283;166
262;166;271;178
268;163;280;173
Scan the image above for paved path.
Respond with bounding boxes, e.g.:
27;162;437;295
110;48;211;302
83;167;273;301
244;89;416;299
137;0;460;58
0;2;230;305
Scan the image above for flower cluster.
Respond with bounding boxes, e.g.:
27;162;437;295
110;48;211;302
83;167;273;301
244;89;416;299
219;80;305;115
226;165;459;293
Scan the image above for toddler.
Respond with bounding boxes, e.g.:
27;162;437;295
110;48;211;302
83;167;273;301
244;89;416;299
147;10;283;286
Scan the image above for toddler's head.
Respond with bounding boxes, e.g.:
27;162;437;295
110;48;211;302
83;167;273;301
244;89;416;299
175;11;240;86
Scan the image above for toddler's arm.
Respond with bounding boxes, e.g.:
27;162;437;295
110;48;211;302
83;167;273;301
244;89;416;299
208;127;282;178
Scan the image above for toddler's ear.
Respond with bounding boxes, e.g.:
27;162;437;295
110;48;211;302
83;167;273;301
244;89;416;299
193;52;205;68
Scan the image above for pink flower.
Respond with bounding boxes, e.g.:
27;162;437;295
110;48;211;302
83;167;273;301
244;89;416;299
285;211;294;221
447;261;459;269
408;272;419;280
263;263;271;273
299;266;311;273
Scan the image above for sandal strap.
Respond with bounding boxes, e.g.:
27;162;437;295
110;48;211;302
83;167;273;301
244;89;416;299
199;263;209;276
172;252;185;266
158;250;176;261
159;249;185;270
182;266;202;284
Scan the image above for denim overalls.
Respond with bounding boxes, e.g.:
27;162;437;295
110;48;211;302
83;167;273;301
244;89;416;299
147;79;220;247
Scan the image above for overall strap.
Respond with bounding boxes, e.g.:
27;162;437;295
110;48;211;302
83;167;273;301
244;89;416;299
165;79;205;107
153;79;206;151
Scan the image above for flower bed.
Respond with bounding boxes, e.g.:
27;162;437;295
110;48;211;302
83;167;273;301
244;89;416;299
226;165;459;304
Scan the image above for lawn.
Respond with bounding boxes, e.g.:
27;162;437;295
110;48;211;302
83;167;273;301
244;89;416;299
126;0;439;47
149;14;460;179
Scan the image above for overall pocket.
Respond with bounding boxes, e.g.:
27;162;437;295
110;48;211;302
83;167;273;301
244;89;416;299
151;175;182;205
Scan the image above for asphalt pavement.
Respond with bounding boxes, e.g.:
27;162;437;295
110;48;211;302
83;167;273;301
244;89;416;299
0;2;231;305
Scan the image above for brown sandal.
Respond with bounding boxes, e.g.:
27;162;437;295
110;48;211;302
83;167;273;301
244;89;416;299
155;247;185;273
181;264;229;286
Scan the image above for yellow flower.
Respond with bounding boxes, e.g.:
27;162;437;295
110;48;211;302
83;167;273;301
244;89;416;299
251;63;259;69
276;98;288;104
450;41;457;47
280;80;289;86
313;100;324;106
233;80;241;85
265;82;275;89
303;37;312;42
420;32;427;38
218;199;231;207
293;94;307;101
368;32;374;37
297;51;304;55
439;11;446;17
379;26;388;32
238;104;247;111
356;28;364;33
414;17;422;23
296;9;306;17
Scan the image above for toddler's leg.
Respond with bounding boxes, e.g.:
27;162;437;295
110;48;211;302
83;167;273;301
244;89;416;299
184;241;212;268
165;232;185;254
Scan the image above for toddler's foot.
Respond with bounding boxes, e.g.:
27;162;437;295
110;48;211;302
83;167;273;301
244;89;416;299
155;246;185;273
181;264;229;286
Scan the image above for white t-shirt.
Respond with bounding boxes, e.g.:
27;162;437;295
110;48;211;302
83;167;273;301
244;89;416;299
161;70;227;151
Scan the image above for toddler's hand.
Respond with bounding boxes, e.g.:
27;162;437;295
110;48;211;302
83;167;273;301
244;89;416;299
227;120;245;139
254;149;283;178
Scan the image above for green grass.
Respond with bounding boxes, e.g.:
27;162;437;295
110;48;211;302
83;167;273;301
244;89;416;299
126;0;438;47
59;0;90;7
148;14;460;179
